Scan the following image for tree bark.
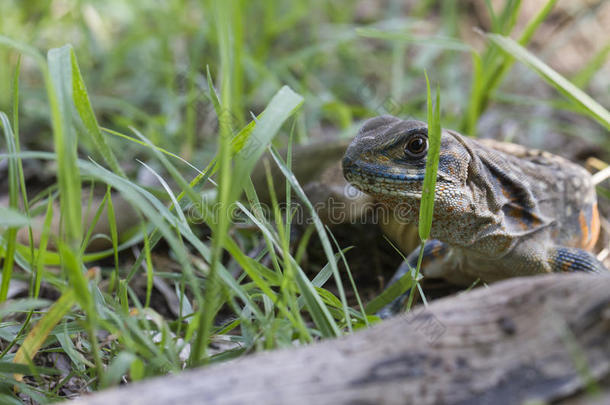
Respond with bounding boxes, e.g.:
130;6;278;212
71;273;610;405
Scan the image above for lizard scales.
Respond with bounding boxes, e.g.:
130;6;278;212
343;115;605;288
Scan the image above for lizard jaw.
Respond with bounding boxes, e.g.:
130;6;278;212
343;159;424;200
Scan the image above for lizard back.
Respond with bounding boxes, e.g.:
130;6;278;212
473;136;599;251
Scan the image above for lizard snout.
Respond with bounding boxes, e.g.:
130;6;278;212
342;154;352;166
342;155;355;174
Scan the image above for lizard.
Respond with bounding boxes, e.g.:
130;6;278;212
342;115;607;315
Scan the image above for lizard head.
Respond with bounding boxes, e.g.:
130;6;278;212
342;115;469;211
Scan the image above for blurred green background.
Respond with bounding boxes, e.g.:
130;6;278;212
2;0;608;161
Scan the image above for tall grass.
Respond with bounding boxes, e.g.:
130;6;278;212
0;26;351;400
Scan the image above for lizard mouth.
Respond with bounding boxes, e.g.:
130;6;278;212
342;157;424;198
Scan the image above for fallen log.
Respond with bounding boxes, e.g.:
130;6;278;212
71;273;610;405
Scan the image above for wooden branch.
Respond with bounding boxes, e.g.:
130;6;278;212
72;273;610;405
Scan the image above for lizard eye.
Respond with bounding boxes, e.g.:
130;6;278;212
404;135;428;158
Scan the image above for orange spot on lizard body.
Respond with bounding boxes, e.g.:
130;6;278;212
583;203;600;251
515;213;528;230
501;186;512;200
507;207;530;231
578;203;600;251
578;209;589;248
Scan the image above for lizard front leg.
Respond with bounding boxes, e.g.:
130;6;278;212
378;242;607;318
377;239;449;318
549;246;606;273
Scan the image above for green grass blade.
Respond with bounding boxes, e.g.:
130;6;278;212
328;232;366;326
106;188;120;284
405;73;442;312
142;231;154;309
0;207;29;228
102;127;204;175
47;45;83;249
11;56;36;270
291;260;340;338
12;289;77;381
70;49;124;177
0;299;50;319
79;192;110;254
230;86;304;200
364;270;420;315
497;0;521;35
0;36;46;67
483;0;499;32
0;112;20;302
33;197;54;298
136;159;188;226
206;65;222;115
517;0;557;46
418;74;441;241
0;393;23;405
486;33;610;129
58;243;92;318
